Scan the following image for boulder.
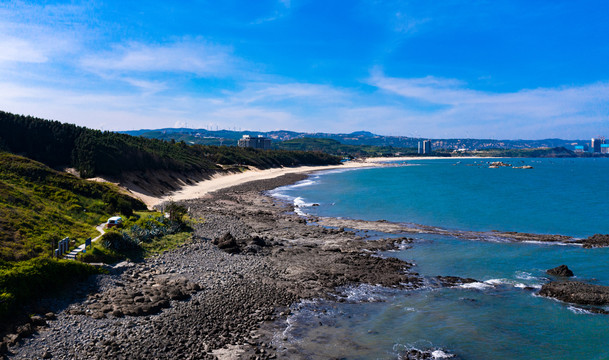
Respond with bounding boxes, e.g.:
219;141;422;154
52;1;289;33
546;265;574;277
213;232;240;253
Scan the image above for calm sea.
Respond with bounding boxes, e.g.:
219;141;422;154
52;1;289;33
269;158;609;359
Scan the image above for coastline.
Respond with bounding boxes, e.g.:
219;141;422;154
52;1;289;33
5;173;426;359
6;165;606;359
129;156;499;209
131;160;380;208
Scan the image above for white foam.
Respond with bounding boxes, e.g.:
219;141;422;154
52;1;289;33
339;283;394;302
460;282;493;290
293;196;315;207
522;240;578;246
514;271;537;281
484;279;504;286
432;349;454;358
396;240;411;250
285;178;318;188
567;305;595;315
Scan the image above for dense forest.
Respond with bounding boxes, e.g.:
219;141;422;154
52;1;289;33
0;111;341;179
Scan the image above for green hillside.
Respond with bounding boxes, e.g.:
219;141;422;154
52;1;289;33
0;111;341;179
0;152;146;261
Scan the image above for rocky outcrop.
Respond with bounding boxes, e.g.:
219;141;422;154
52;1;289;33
212;232;273;254
546;265;574;277
539;281;609;306
579;234;609;248
489;161;512;168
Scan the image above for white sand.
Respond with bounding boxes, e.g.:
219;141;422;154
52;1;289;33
134;161;377;208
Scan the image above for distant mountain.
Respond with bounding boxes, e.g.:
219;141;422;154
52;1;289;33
121;128;589;150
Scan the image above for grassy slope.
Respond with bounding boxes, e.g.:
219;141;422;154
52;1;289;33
0;152;145;261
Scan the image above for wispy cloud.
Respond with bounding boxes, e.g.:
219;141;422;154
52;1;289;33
0;36;48;63
81;40;237;77
234;82;350;104
368;71;609;138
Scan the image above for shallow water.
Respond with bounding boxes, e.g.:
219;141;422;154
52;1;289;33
270;158;609;359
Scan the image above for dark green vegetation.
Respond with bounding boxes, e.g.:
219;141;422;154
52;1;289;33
82;206;193;264
0;152;146;261
0;258;101;320
276;138;418;157
0;111;341;179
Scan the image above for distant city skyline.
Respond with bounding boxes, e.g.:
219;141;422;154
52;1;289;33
1;1;609;140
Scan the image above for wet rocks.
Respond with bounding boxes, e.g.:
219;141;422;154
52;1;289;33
402;348;458;359
539;281;609;306
436;276;478;287
579;234;609;248
546;264;574;277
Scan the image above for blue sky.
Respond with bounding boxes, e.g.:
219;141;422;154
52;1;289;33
1;0;608;139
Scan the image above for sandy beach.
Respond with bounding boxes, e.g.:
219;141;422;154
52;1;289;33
132;160;378;208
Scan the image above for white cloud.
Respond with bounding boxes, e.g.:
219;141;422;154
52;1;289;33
81;40;237;77
0;36;48;63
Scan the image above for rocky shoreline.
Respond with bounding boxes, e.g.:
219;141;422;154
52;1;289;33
5;172;608;359
3;173;427;359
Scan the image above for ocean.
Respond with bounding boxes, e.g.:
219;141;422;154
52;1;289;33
269;158;609;359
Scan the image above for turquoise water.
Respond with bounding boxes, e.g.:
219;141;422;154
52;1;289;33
279;158;609;238
270;158;609;359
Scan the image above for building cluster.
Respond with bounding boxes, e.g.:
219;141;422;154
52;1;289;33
418;140;432;154
237;135;272;150
575;137;608;154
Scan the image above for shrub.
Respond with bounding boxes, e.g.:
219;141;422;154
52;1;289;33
100;231;140;250
0;258;100;319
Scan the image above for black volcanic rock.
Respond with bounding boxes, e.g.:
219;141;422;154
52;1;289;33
546;265;574;277
539;281;609;306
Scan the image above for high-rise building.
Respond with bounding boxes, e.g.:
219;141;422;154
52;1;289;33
238;135;272;150
591;137;605;153
418;140;432;155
